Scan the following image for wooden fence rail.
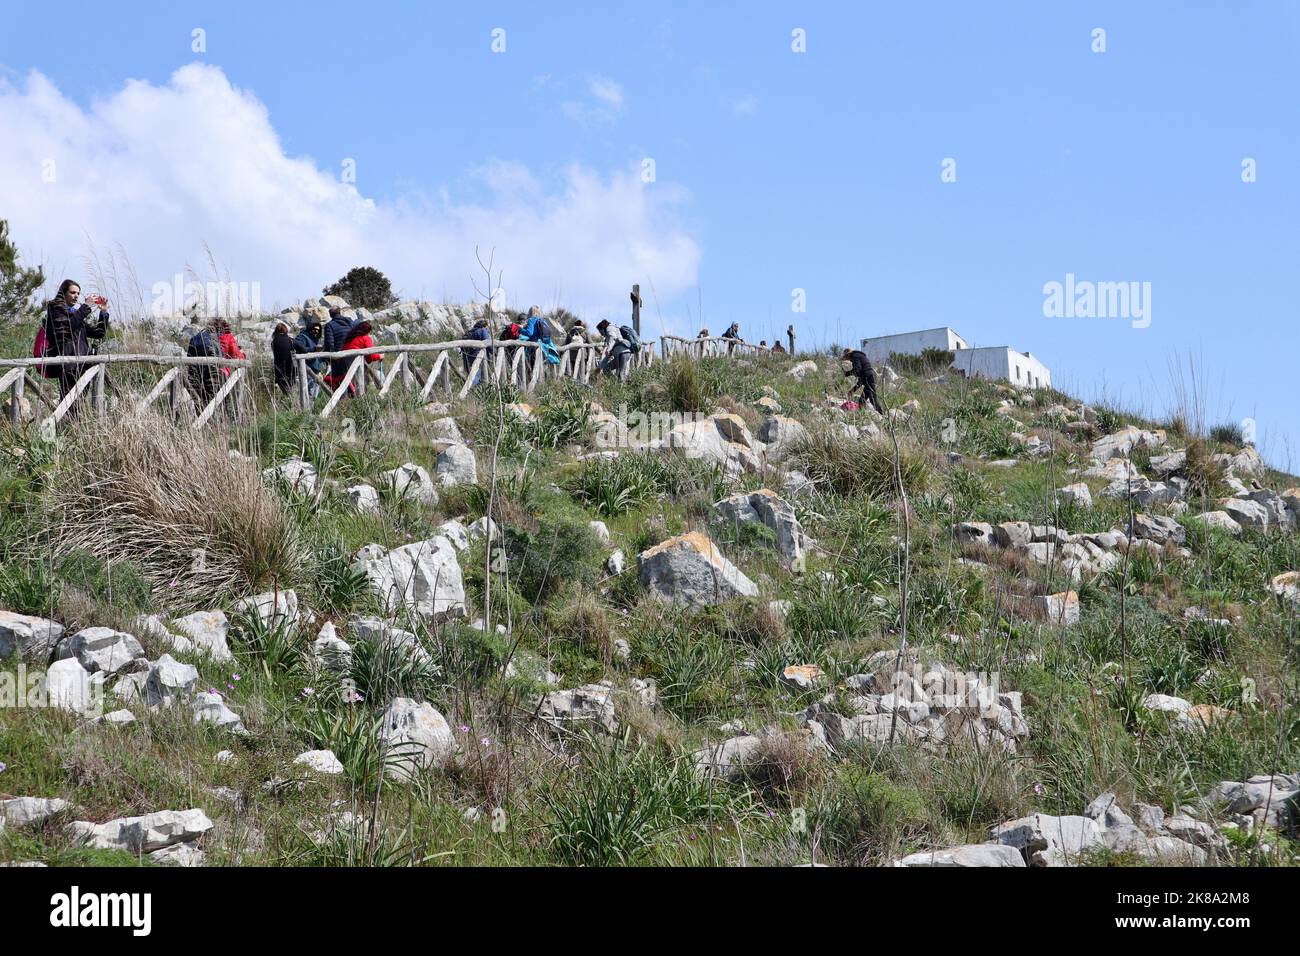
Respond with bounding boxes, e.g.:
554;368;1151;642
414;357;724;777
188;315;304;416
0;338;658;432
659;335;771;359
0;354;254;434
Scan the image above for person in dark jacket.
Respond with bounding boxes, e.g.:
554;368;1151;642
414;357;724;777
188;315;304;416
721;322;741;356
322;307;355;354
44;279;109;397
462;318;493;385
271;322;299;396
842;348;885;414
295;320;324;398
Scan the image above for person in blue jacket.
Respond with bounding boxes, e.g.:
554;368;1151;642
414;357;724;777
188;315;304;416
295;319;325;398
321;307;355;354
520;305;560;365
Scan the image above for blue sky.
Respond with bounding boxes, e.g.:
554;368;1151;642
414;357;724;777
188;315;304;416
2;1;1297;467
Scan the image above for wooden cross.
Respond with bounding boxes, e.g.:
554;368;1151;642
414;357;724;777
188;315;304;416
630;284;642;336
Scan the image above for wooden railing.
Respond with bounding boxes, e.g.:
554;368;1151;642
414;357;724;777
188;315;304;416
294;338;658;416
659;335;772;358
0;354;252;435
0;338;658;433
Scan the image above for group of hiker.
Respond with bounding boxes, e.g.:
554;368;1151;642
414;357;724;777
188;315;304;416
458;308;642;385
34;281;881;419
267;308;380;400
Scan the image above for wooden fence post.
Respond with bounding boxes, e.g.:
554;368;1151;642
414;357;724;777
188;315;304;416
787;324;796;354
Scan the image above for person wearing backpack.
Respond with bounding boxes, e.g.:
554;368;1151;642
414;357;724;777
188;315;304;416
462;317;493;386
295;319;325;399
43;279;110;398
520;305;560;366
595;319;634;380
186;319;225;409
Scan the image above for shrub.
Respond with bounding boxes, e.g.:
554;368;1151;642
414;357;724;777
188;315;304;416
39;410;303;610
503;515;599;603
790;427;930;498
322;266;396;310
542;739;740;866
888;348;953;376
665;357;707;413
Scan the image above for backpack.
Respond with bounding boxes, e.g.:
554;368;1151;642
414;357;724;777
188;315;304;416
531;317;551;340
32;324;59;378
619;325;641;354
187;329;222;358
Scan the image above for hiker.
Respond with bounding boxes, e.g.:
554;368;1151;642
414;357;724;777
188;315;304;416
271;322;299;396
186;318;235;410
842;348;885;414
520;305;560;367
462;317;493;385
759;340;768;349
326;320;382;395
721;322;741;356
322;307;355;354
596;319;633;380
772;341;786;354
43;280;110;398
295;319;325;398
566;319;590;345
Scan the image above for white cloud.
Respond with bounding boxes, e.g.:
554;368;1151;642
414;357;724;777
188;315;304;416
0;64;698;314
730;95;758;116
560;74;626;126
587;75;625;109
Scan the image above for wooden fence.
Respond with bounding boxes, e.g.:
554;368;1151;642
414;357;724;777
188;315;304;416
0;338;657;434
659;335;771;358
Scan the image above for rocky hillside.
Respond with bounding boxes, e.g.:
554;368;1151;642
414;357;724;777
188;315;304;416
0;337;1296;867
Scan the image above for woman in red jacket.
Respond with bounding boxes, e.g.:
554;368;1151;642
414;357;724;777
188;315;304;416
325;320;382;395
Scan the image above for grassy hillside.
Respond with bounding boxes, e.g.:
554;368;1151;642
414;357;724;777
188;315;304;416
0;343;1296;867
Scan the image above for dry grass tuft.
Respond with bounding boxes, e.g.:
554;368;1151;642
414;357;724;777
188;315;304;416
39;409;302;610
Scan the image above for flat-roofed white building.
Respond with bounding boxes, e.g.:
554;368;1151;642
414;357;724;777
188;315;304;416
860;326;1051;389
952;346;1051;390
859;326;970;365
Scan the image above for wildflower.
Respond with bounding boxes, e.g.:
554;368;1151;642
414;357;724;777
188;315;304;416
226;684;235;691
302;687;315;698
232;674;241;681
1034;782;1045;796
480;737;490;747
0;762;7;773
459;724;470;734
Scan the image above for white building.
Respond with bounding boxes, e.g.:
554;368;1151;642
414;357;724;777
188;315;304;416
859;326;970;365
860;326;1051;390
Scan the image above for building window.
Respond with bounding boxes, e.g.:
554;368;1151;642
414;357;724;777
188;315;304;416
1014;366;1019;380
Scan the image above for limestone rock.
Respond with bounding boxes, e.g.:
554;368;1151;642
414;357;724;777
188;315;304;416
535;683;618;734
378;698;455;780
714;489;809;562
170;610;234;662
352;537;466;618
381;462;439;505
892;845;1026;867
0;610;64;663
54;627;144;675
436;444;478;487
637;532;759;607
71;808;213;853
